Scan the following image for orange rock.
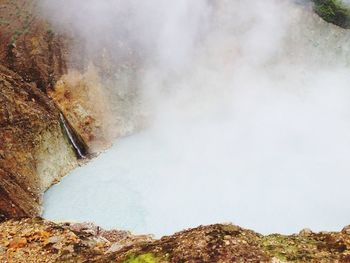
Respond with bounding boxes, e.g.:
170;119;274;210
9;238;27;249
39;230;51;239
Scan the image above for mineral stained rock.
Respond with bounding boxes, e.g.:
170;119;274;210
0;0;112;219
0;0;109;154
0;65;77;219
48;66;114;153
0;0;69;92
1;218;350;262
0;0;82;219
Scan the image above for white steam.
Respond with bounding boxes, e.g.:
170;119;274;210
43;0;350;236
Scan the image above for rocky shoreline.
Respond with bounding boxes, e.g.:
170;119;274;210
0;0;113;220
0;64;77;219
1;218;350;262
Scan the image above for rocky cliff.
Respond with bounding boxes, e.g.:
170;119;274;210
0;65;77;219
0;0;81;219
0;0;114;219
0;0;69;92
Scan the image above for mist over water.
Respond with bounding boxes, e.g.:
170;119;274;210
43;0;350;236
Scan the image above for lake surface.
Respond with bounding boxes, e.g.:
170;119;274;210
44;106;350;237
43;1;350;237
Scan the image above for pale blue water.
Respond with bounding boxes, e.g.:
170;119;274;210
42;0;350;237
44;109;350;237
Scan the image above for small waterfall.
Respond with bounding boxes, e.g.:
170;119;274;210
59;113;88;159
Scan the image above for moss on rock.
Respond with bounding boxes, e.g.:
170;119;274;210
313;0;350;28
123;253;160;263
2;220;350;262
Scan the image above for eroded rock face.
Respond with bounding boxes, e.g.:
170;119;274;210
0;65;77;219
0;0;143;156
48;66;114;153
0;0;116;220
1;219;350;262
0;0;69;92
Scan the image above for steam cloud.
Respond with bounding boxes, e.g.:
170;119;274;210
43;0;350;236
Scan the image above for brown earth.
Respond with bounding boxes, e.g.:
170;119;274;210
0;0;69;92
1;218;350;262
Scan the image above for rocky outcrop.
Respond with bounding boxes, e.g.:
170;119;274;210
0;65;77;220
0;0;110;219
0;0;84;220
48;66;114;153
0;0;69;92
0;0;118;154
0;218;152;263
1;218;350;262
313;0;350;28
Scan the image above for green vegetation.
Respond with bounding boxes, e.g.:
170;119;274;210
1;1;35;46
260;233;349;262
0;19;10;26
313;0;350;28
123;253;160;263
261;234;318;261
10;29;27;45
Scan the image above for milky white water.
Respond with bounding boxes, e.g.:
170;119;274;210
44;65;350;236
44;81;350;237
43;2;350;237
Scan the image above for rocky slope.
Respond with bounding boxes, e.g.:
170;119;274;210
0;0;69;92
0;0;112;219
1;218;350;262
0;0;111;151
0;0;83;220
48;67;114;153
0;65;77;219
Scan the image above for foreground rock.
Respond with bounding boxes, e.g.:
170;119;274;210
0;218;152;263
1;218;350;262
